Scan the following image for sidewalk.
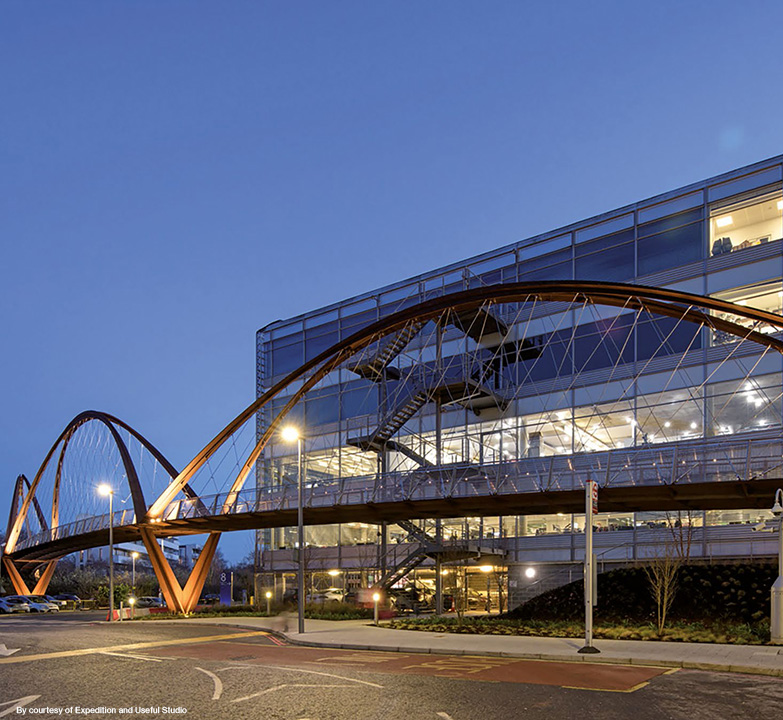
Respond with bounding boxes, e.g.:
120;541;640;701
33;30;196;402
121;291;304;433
161;615;783;678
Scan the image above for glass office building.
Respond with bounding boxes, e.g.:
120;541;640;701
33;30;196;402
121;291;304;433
255;156;783;608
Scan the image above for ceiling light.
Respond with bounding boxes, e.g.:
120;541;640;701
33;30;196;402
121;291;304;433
716;215;733;228
664;421;671;428
690;422;698;430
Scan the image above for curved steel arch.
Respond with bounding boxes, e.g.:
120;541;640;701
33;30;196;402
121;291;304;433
148;280;783;519
5;410;184;554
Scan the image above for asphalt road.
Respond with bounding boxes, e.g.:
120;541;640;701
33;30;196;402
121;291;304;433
1;612;782;719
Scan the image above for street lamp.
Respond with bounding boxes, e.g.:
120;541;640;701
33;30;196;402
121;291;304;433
372;591;381;626
98;484;115;622
282;425;305;634
772;488;783;643
131;551;140;592
265;590;272;615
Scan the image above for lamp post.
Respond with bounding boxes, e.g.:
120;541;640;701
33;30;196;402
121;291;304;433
265;590;272;615
282;425;305;634
372;592;381;626
131;551;140;593
772;488;783;644
98;484;115;622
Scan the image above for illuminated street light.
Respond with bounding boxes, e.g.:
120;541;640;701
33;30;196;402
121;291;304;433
97;484;115;622
282;425;305;634
372;591;381;625
525;567;536;579
265;590;272;615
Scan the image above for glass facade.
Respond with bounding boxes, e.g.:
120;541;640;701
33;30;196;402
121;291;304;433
255;157;783;597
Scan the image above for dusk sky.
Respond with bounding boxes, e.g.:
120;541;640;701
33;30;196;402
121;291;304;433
3;1;783;561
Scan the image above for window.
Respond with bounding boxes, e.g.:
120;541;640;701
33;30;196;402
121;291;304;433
709;191;783;257
637;207;703;276
711;282;783;344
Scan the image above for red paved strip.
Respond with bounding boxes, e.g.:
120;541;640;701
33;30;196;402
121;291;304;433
146;640;667;692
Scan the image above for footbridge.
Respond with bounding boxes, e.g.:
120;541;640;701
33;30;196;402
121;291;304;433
5;281;783;612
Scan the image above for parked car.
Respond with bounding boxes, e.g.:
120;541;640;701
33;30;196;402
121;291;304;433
44;595;68;608
6;595;53;613
25;595;60;612
307;587;344;603
199;593;220;605
0;597;30;614
53;594;82;607
135;596;164;608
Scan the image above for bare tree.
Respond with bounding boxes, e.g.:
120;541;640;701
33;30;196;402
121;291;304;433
642;540;681;635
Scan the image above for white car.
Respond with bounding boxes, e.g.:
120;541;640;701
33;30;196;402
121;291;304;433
22;595;60;612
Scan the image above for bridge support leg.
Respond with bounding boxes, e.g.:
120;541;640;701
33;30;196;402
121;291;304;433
139;527;186;614
32;560;58;595
181;532;221;614
1;557;31;595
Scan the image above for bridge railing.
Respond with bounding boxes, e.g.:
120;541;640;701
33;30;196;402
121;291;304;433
14;429;783;552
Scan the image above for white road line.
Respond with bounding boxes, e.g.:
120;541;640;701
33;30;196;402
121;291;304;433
263;665;384;688
437;713;455;720
0;696;41;718
195;667;223;700
99;651;164;662
232;684;355;703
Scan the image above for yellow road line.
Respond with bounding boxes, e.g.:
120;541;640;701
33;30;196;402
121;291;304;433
0;630;269;666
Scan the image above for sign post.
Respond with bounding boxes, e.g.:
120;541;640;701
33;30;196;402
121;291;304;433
578;480;600;654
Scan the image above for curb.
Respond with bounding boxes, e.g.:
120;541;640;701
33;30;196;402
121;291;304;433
150;618;783;679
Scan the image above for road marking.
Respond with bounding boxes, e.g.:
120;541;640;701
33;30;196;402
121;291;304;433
0;630;271;665
0;696;40;718
263;665;384;688
233;684;357;703
0;644;20;657
99;651;165;663
196;667;224;700
437;713;454;720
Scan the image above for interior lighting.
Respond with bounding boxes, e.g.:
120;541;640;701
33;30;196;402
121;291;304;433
664;421;671;428
479;565;494;573
328;569;340;577
690;422;698;430
716;215;733;228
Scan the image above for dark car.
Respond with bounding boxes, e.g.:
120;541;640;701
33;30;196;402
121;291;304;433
199;593;220;605
53;593;81;605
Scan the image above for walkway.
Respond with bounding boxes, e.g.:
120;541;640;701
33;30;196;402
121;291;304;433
155;615;783;678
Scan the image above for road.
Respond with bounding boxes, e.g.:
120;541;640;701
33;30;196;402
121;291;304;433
0;612;781;719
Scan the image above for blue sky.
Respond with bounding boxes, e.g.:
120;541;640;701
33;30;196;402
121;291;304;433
2;1;783;561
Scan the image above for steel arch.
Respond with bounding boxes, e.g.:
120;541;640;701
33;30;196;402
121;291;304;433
148;280;783;518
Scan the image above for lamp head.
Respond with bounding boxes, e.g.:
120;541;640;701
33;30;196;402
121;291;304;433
265;591;272;599
772;489;783;517
281;426;300;443
97;484;113;497
372;592;381;603
131;551;140;559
